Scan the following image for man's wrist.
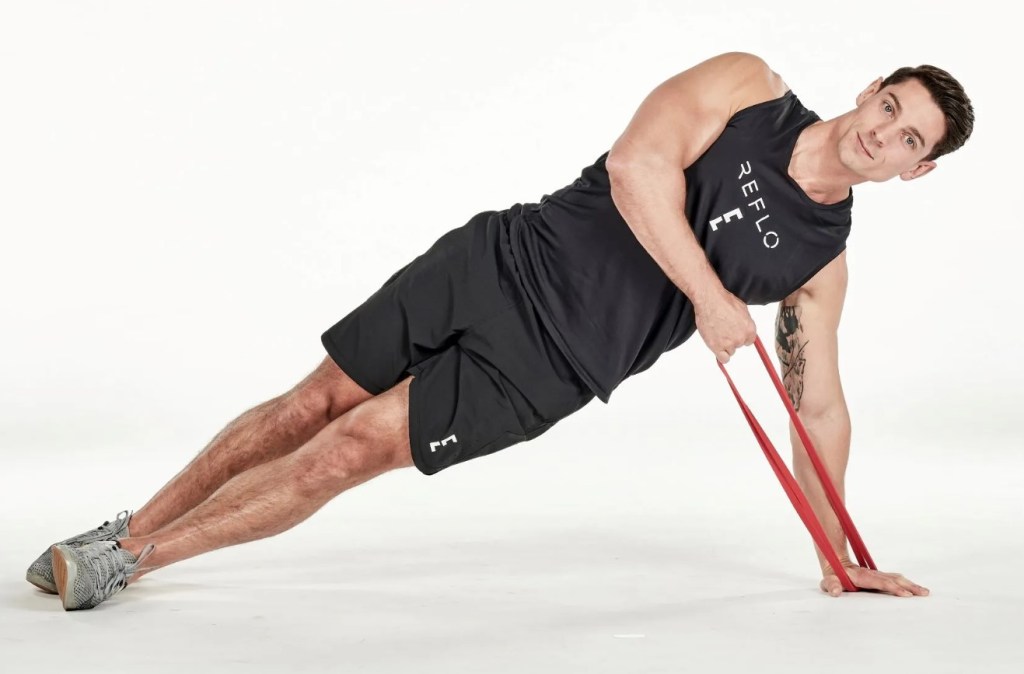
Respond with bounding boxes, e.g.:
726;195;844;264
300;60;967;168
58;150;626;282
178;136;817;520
688;269;727;310
821;556;854;576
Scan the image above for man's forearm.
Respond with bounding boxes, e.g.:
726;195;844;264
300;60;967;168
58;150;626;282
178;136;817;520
606;156;725;306
791;411;852;574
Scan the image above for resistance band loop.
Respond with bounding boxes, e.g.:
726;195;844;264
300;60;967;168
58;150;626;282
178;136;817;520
717;336;876;592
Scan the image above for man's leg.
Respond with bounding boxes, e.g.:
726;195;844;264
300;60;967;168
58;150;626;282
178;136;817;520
119;375;415;576
127;356;376;538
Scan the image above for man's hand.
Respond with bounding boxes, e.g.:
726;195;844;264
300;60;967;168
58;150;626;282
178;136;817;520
694;288;757;363
820;564;931;598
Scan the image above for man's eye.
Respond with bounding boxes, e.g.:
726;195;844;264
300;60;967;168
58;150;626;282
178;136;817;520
905;134;916;147
883;102;893;115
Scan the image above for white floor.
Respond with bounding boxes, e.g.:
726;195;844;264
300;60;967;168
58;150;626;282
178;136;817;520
2;409;1021;674
1;2;1016;670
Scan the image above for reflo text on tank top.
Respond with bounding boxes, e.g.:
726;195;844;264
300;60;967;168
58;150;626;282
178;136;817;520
707;160;779;250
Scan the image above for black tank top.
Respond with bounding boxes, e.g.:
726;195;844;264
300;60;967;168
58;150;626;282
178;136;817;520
505;90;853;403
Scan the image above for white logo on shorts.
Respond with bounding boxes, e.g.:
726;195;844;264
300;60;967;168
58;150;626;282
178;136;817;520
429;434;458;453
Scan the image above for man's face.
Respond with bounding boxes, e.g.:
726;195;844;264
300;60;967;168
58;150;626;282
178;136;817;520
841;77;946;182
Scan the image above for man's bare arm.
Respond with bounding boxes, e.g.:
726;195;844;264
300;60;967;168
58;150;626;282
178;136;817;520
606;51;787;362
776;250;852;575
777;252;930;598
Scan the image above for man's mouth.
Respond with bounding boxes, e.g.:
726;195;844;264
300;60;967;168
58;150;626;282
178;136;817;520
858;133;874;159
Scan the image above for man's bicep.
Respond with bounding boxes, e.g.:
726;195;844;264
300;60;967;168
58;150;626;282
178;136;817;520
775;252;848;416
607;51;776;171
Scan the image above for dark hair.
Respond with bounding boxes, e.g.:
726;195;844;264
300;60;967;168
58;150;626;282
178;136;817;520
880;65;974;161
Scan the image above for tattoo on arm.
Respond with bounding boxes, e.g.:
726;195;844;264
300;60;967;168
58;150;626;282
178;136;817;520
776;303;809;411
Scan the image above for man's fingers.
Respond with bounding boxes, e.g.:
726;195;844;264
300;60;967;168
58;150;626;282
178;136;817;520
893;576;930;596
887;572;930;594
859;572;905;596
869;574;925;597
874;572;929;597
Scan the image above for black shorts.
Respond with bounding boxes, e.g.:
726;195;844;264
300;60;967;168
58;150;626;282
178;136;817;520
321;209;596;475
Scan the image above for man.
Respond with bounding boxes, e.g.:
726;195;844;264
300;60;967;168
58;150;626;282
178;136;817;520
29;51;974;610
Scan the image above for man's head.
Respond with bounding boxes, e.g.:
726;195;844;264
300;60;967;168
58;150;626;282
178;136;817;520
842;65;974;182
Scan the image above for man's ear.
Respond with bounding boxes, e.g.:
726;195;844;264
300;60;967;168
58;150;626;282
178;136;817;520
856;77;883;106
901;160;937;181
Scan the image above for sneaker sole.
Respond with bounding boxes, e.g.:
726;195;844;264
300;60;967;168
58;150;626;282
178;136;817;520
51;545;80;611
25;570;57;595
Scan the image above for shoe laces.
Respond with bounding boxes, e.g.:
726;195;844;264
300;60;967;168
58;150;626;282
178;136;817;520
95;510;132;534
81;541;156;600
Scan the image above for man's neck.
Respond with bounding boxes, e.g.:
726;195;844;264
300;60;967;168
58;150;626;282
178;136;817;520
788;116;865;205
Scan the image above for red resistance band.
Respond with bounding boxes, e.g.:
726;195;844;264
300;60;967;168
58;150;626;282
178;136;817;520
717;336;876;592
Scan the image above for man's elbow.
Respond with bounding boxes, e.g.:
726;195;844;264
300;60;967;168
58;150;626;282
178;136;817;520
795;401;850;427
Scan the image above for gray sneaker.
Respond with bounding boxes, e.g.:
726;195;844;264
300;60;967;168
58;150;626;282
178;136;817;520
26;511;132;594
51;539;156;611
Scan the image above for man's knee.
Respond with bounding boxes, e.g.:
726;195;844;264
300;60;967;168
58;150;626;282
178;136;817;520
320;378;414;475
287;356;376;423
334;399;412;470
296;413;412;495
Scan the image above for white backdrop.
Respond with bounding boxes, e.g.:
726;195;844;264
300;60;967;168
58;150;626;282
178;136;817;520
0;1;1017;456
1;2;1021;672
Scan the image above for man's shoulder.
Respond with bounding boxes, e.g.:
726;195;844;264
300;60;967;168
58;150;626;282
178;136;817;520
608;52;793;170
717;52;792;114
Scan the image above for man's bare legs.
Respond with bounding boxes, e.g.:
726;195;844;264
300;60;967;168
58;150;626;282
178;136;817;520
119;375;415;576
126;357;377;538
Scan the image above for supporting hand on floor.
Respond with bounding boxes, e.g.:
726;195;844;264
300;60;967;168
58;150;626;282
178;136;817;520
820;564;930;598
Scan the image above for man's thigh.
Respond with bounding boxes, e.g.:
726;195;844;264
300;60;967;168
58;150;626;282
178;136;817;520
405;302;596;476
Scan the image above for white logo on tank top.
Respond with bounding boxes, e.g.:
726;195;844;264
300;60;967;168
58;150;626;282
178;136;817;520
429;434;458;452
707;161;780;249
